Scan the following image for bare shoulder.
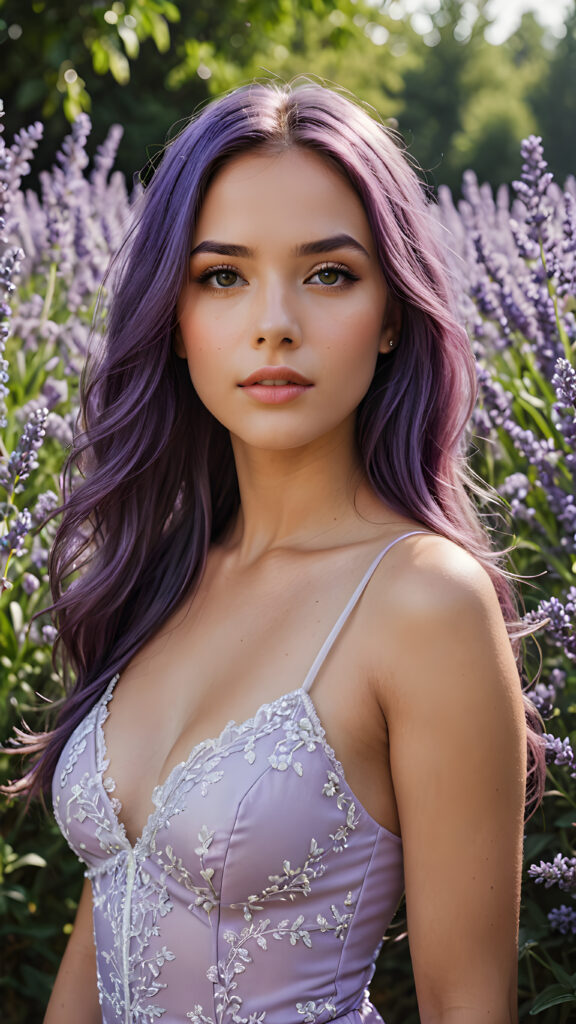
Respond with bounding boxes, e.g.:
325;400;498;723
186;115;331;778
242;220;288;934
363;532;521;713
371;531;500;618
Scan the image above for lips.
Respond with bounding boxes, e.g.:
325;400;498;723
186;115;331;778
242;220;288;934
239;366;313;387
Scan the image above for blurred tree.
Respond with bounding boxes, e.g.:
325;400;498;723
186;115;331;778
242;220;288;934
530;2;576;186
393;1;550;190
0;0;572;194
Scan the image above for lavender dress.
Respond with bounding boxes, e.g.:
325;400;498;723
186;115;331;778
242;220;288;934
53;532;427;1024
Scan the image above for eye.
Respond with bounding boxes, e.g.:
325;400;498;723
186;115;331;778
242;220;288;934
196;265;245;289
307;263;359;288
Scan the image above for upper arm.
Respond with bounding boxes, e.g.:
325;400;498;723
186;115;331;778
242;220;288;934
44;877;101;1024
377;539;526;1022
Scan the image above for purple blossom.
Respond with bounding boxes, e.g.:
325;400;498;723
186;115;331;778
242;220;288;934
526;668;566;718
41;624;57;644
529;854;576;892
22;571;40;595
0;406;49;492
543;733;576;772
524;590;576;662
32;490;59;525
0;246;24;428
0;507;32;557
548;904;576;935
498;472;536;522
526;684;558;719
511;135;554;253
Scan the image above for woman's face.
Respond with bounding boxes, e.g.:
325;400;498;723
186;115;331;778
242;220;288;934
176;146;399;453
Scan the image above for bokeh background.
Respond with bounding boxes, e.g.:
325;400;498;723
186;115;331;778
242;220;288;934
1;0;575;195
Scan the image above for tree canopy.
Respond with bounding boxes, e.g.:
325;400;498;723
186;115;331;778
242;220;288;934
0;0;574;194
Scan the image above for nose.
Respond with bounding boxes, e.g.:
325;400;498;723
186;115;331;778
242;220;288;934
251;277;302;350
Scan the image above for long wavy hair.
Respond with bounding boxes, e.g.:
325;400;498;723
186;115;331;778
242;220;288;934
9;81;545;806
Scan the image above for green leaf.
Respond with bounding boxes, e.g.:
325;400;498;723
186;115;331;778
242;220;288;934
554;809;576;827
108;46;130;85
118;24;140;59
529;985;576;1014
91;37;110;75
149;12;170;52
6;852;47;873
547;961;576;988
523;833;555;863
9;601;23;636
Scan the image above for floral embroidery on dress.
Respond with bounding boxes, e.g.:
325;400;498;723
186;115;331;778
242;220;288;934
316;893;355;941
53;674;399;1024
268;716;321;775
231;837;326;922
296;999;338;1023
322;772;360;852
58;702;100;787
155;826;219;917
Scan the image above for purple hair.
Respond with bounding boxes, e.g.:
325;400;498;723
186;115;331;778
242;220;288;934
9;82;544;808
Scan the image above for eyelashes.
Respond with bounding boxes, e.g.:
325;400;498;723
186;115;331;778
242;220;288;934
193;261;360;291
194;264;244;288
306;263;360;287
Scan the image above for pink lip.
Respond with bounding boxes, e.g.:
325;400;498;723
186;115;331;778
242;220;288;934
239;366;313;387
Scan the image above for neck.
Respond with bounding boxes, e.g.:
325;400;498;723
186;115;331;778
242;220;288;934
225;420;388;563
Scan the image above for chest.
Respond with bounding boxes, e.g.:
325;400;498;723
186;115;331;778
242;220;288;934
102;559;383;843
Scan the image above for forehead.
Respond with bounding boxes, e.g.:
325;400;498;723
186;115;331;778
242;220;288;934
193;147;374;250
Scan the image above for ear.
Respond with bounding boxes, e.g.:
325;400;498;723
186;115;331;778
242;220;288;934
379;300;403;355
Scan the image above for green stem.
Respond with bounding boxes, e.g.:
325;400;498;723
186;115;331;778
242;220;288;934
544;770;576;808
40;262;57;328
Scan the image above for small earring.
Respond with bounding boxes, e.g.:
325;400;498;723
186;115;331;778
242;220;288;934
388;338;395;349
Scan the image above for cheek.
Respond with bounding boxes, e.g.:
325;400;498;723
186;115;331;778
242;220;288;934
323;304;383;373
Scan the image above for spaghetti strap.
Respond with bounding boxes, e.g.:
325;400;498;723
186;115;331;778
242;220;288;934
301;530;432;694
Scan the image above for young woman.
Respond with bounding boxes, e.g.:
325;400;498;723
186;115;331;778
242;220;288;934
14;82;543;1024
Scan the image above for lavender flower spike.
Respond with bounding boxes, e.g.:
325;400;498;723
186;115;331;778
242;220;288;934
548;905;576;936
543;733;576;771
0;406;49;492
528;854;576;892
0;247;25;428
0;507;32;557
512;135;554;246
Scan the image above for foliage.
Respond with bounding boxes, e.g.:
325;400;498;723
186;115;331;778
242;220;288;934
437;135;576;1019
0;104;135;1022
0;107;575;1021
0;1;575;195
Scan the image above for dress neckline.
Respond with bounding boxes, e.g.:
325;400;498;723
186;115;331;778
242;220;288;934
94;680;402;858
95;531;431;852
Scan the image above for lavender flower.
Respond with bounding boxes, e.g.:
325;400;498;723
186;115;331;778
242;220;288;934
0;246;24;428
41;624;57;644
525;590;576;662
22;571;40;595
543;733;576;772
0;406;49;492
526;668;566;718
548;904;576;935
32;489;59;525
528;854;576;892
511;135;554;255
0;507;32;557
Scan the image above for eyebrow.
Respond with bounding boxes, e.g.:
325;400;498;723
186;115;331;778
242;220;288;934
190;233;370;259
